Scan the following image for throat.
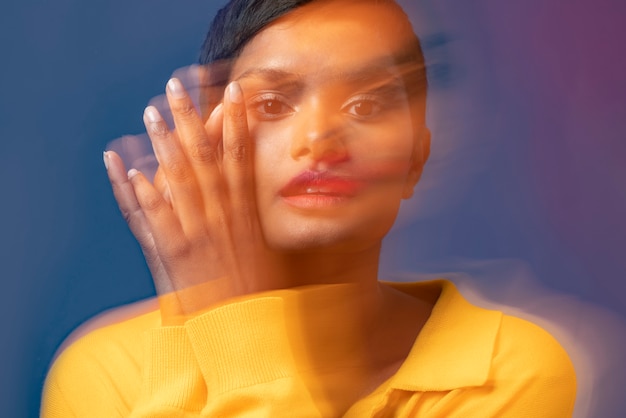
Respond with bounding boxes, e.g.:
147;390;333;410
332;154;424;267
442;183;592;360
279;244;382;287
281;282;433;415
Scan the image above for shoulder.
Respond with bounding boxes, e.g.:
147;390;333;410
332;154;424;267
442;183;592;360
496;314;573;362
388;279;577;416
43;298;160;414
481;314;577;416
390;279;576;378
54;297;160;356
493;313;577;385
51;297;160;366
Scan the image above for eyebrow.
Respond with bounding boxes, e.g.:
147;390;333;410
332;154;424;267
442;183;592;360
234;68;306;91
233;56;420;88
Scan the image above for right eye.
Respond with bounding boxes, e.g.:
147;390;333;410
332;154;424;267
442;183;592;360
250;94;295;120
259;100;286;115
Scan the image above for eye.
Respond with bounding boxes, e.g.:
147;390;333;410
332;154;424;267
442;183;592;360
261;100;284;114
351;101;375;116
342;97;383;119
250;94;294;120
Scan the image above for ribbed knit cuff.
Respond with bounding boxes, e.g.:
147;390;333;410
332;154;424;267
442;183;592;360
186;297;298;394
138;326;206;411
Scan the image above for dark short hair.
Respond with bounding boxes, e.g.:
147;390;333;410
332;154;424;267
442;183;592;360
199;0;314;65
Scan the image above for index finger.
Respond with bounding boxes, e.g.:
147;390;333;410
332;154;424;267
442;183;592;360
222;81;258;224
166;77;229;225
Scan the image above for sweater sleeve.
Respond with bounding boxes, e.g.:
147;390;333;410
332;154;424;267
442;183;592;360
41;295;320;417
128;327;205;417
41;321;206;418
184;296;318;417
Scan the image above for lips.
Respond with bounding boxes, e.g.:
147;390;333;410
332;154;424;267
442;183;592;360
279;170;364;208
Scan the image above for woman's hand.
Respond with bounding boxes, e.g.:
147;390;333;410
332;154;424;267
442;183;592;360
104;78;280;325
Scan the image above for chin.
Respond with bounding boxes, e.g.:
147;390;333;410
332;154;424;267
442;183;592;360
262;214;396;254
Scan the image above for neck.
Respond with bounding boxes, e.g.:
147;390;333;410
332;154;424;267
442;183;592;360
278;272;432;414
277;242;382;288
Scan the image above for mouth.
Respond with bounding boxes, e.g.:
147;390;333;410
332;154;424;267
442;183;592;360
279;170;365;208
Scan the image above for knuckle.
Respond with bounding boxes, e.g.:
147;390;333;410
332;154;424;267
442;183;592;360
228;103;246;118
141;193;163;212
206;210;229;234
140;244;160;264
167;159;192;181
189;141;217;163
163;238;191;260
171;100;197;119
226;142;247;162
149;121;170;137
186;233;211;251
121;207;134;224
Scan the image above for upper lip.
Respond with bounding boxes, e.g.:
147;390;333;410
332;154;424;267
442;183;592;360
279;170;364;197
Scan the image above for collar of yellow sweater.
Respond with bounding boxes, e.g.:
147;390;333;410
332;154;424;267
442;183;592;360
385;280;501;392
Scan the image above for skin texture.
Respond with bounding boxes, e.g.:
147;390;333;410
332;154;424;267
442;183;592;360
232;1;428;253
103;1;433;410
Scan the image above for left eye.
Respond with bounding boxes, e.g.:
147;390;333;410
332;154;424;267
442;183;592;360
343;99;382;118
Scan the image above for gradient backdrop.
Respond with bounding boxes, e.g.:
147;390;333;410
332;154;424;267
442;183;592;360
1;0;624;416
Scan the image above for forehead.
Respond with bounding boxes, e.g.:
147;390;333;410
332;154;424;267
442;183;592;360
230;1;417;82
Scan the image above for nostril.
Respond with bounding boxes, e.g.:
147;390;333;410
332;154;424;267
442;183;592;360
310;141;349;166
290;109;349;162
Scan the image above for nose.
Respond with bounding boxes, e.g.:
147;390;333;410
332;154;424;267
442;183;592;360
289;99;349;166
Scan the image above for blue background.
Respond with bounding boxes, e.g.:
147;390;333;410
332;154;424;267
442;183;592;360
1;0;624;416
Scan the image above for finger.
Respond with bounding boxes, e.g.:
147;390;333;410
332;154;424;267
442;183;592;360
201;103;232;227
153;166;171;205
143;105;205;237
167;77;216;164
127;168;188;271
222;81;259;230
104;151;153;248
129;168;228;297
166;78;226;220
104;151;172;290
204;102;224;160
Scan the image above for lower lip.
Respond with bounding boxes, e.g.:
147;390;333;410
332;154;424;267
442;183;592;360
281;194;353;210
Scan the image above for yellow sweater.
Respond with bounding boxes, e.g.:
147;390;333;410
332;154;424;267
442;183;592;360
41;280;576;417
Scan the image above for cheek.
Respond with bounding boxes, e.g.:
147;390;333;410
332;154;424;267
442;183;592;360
248;119;293;198
352;124;415;183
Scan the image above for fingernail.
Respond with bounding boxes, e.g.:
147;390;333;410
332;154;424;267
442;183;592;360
144;106;162;123
210;103;223;118
228;82;243;104
167;78;185;99
127;168;140;179
103;151;109;170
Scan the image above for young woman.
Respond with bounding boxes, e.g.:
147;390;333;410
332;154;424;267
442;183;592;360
42;0;576;416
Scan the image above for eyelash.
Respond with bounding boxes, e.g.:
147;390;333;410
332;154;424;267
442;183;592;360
249;93;295;120
248;92;388;121
341;94;384;120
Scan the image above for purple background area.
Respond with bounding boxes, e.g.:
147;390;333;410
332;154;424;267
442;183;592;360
1;0;624;416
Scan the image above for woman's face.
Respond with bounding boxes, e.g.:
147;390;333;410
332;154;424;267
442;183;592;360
230;0;429;252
